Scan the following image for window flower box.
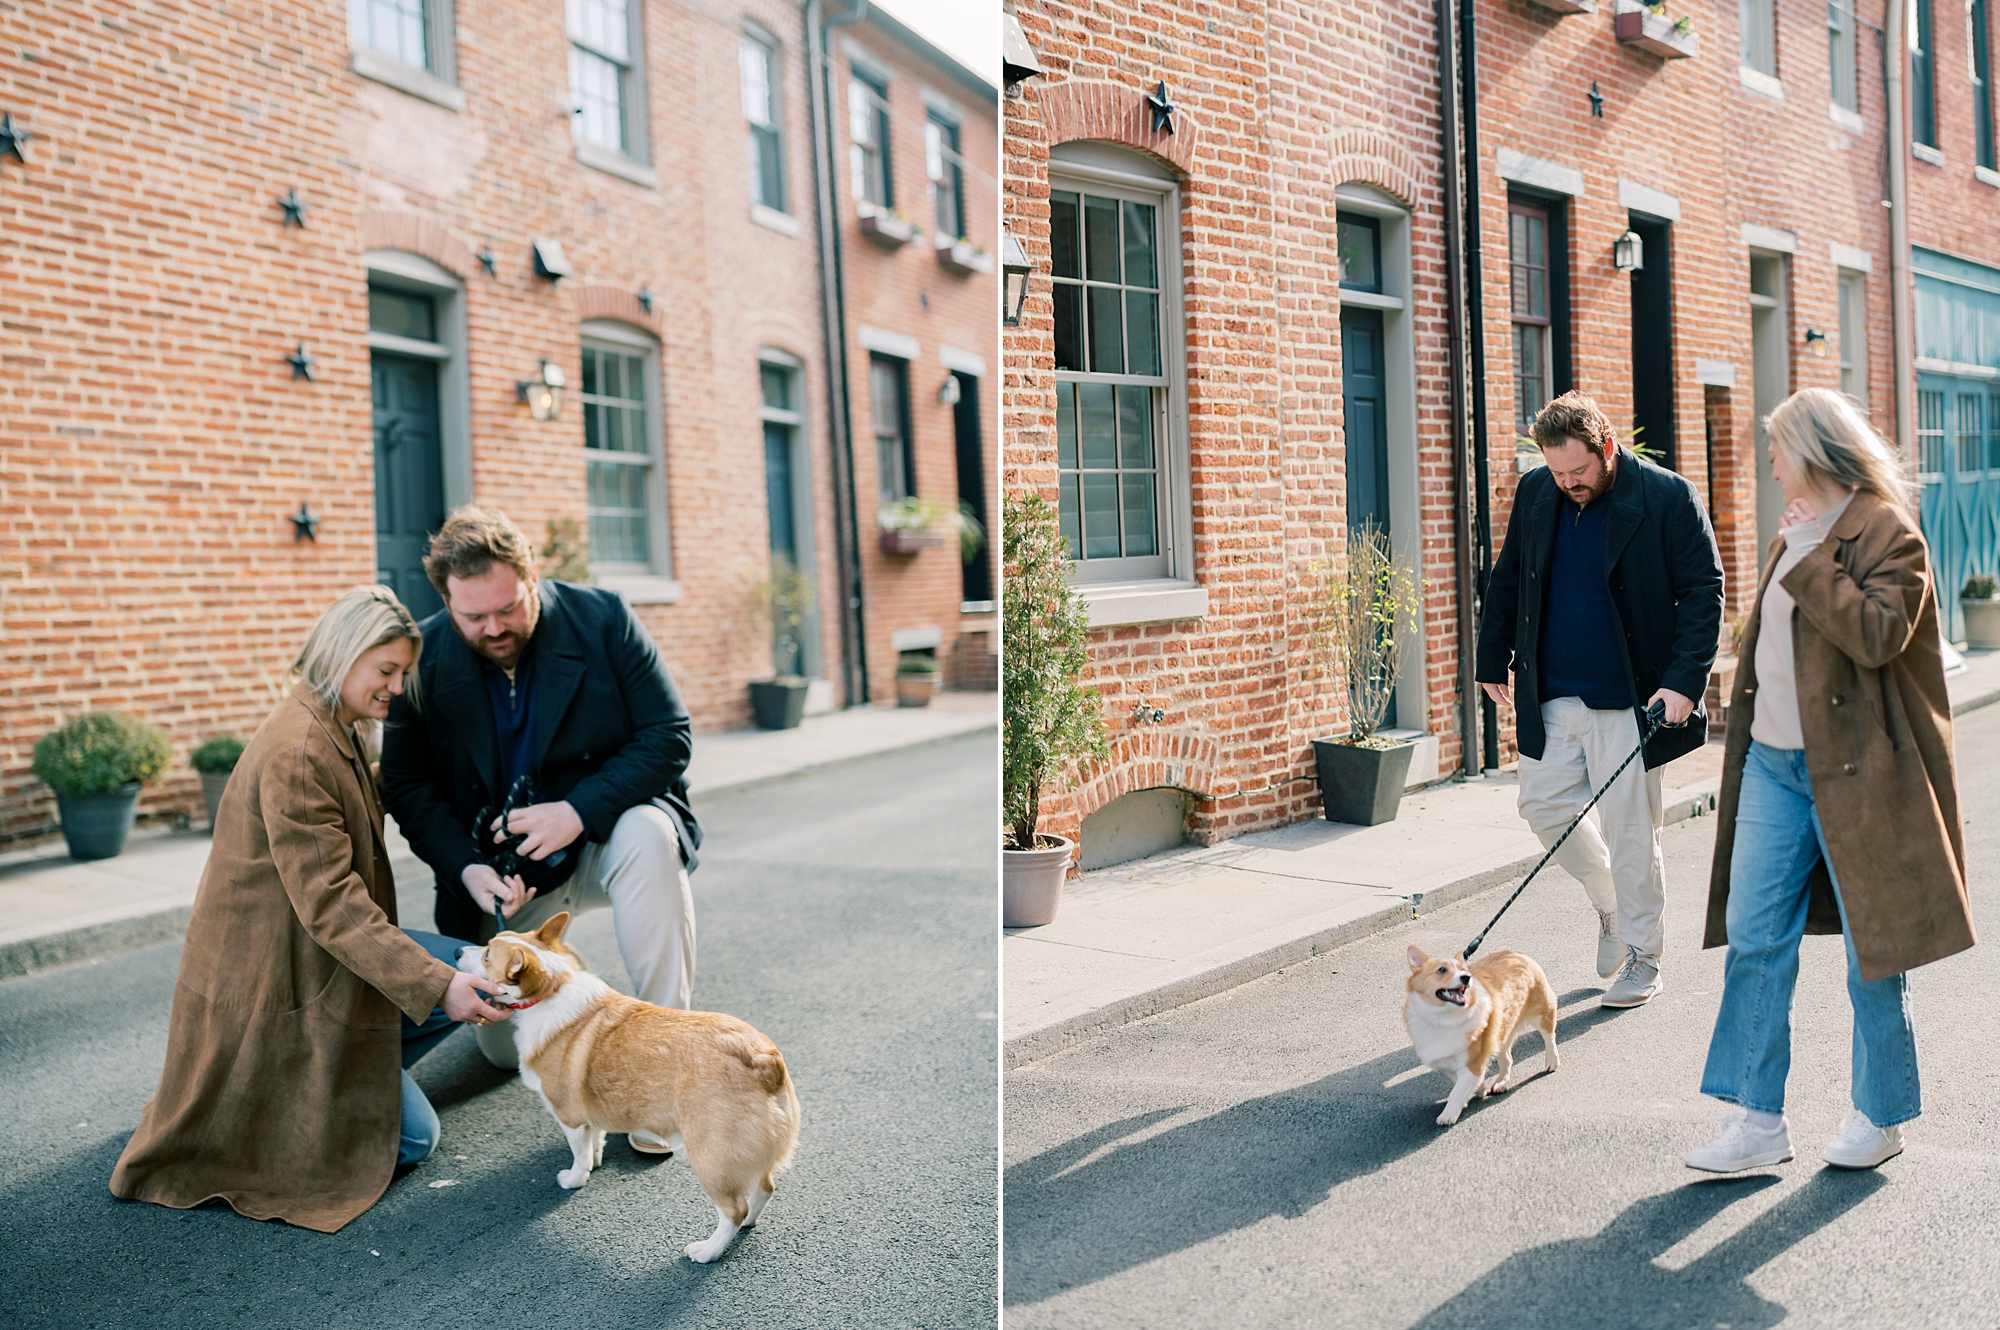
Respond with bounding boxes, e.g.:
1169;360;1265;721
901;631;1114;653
879;528;945;554
1527;0;1595;12
858;204;918;250
935;236;994;276
1613;1;1697;58
877;496;986;557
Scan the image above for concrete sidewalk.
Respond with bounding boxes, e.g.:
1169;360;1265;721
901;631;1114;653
1004;648;2000;1068
0;692;994;981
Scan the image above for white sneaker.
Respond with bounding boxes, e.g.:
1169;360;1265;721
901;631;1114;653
1595;910;1622;979
1822;1110;1903;1169
1685;1109;1793;1173
1601;948;1662;1007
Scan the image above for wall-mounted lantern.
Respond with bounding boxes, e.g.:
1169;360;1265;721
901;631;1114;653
938;374;962;406
1002;15;1044;94
1612;230;1644;273
1804;327;1830;358
1001;230;1032;328
517;359;567;420
531;237;572;282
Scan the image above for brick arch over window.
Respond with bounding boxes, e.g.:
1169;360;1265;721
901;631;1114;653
1071;729;1221;822
356;210;474;278
1325;127;1425;210
577;285;665;338
1038;81;1197;174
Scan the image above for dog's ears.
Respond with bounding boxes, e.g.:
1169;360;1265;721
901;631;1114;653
501;944;526;981
1406;945;1428;969
1451;951;1467;964
534;912;571;946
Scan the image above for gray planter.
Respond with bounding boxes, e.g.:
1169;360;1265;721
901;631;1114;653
55;782;142;860
748;679;809;730
1963;597;2000;649
1003;834;1074;928
200;770;232;829
1313;738;1416;826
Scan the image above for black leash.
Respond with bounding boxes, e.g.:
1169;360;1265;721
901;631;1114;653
473;775;537;937
1460;699;1681;960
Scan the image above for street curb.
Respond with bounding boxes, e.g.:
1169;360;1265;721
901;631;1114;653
1002;781;1720;1070
687;719;994;803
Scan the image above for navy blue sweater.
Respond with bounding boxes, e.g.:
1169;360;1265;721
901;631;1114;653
1537;495;1631;709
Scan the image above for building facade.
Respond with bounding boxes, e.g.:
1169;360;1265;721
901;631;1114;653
0;0;996;842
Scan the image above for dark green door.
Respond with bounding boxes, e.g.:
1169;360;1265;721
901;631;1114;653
1340;306;1390;534
371;353;446;620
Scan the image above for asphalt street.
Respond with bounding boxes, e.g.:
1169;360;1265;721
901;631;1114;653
1005;707;2000;1329
0;730;998;1330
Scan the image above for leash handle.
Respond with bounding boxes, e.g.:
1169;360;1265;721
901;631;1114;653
1461;700;1671;959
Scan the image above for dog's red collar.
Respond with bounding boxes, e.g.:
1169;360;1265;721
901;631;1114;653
499;997;542;1011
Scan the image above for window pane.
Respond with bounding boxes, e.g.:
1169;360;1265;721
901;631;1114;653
1338;216;1378;290
588;459;648;563
1527;214;1545;268
1087;285;1125;374
584;401;602;450
761;364;791;411
1082;472;1121;558
1055;382;1077;468
1050;192;1081;280
355;0;429;69
1122;201;1157;289
1960;395;1984;473
368;288;436;341
1120;473;1158;557
571;47;626;151
1059;473;1082;558
740;38;773;126
580;347;598;395
1125;291;1160;377
1988;393;2000;469
1078;384;1117;468
1117;385;1154;470
1084;195;1121;284
1052;284;1084;373
568;0;630;61
1918;389;1945;475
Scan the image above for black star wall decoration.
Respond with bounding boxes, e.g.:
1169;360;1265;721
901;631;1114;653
286;342;317;381
0;111;30;164
290;503;320;543
1146;81;1177;135
278;188;308;227
1588;81;1605;118
637;285;653;313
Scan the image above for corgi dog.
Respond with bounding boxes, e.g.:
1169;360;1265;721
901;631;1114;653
456;913;801;1263
1403;945;1560;1126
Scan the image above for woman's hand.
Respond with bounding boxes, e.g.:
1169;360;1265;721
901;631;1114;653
443;970;510;1027
1781;496;1818;529
461;863;535;919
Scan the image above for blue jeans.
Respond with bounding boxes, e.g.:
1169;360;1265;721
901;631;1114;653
1699;742;1922;1126
398;929;472;1166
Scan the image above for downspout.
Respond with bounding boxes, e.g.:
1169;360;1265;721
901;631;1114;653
1459;0;1497;771
806;0;871;705
1884;0;1913;460
1437;0;1481;776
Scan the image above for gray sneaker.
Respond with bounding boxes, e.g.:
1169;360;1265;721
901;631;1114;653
1601;948;1662;1007
1596;910;1622;979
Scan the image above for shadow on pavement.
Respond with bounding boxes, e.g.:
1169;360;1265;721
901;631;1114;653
1004;999;1633;1308
1407;1169;1888;1330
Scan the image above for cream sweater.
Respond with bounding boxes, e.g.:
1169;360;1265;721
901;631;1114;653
1751;492;1855;750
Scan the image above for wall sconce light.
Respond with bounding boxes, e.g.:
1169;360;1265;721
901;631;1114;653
1804;327;1830;358
938;374;962;407
517;359;567;421
1612;230;1644;273
1002;15;1044;94
1002;230;1032;327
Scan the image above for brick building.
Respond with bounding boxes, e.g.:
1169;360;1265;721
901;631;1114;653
1001;0;2000;866
0;0;997;842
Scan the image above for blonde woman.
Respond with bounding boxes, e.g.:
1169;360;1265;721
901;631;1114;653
1687;388;1977;1174
111;586;511;1232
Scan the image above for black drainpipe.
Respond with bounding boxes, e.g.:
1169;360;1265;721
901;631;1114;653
1437;0;1480;777
806;0;870;705
1460;0;1497;771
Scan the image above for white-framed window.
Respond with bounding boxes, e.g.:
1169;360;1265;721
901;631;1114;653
569;0;648;162
1827;0;1857;112
1508;202;1553;435
758;351;817;676
1976;0;1996;171
848;67;892;207
348;0;460;106
926;111;964;240
1739;0;1776;77
1912;0;1938;147
579;322;671;577
1837;269;1867;407
869;356;912;501
741;29;785;212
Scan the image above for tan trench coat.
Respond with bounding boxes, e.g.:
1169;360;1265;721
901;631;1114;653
1704;492;1978;981
109;688;456;1232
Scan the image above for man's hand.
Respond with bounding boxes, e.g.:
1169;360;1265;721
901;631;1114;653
1479;681;1513;707
497;800;585;862
443;970;510;1026
1647;687;1695;726
462;862;535;918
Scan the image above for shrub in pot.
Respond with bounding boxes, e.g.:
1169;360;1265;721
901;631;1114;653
191;735;246;829
1002;493;1108;927
895;649;939;708
1962;573;2000;650
32;710;172;860
1309;520;1424;825
745;555;815;729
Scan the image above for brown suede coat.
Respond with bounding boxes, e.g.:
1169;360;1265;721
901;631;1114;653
109;688;456;1232
1704;492;1978;981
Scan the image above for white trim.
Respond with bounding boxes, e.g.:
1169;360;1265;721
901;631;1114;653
919;85;963;123
1695;358;1738;387
1829;102;1865;134
1617;179;1682;222
1048;139;1177;181
891;626;942;651
1336;288;1405;311
840;38;893;84
1912;142;1945;167
595;575;683;605
1334;183;1408;213
751;203;801;236
1976;166;2000;189
1748;292;1779;309
579;317;658;349
575;139;658;188
367;330;449;360
1914;357;2000;380
1081;581;1208;627
1737;65;1784;100
1495;148;1585;197
363;249;459;287
1741;223;1797;254
1830;242;1874;274
857;325;920;360
758;345;805;369
939;344;986;376
349;45;465;111
1041;158;1178;193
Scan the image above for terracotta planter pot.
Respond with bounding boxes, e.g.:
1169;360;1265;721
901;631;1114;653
1963;597;2000;649
200;770;232;829
1003;834;1074;928
895;673;937;708
55;782;142;861
1312;738;1416;826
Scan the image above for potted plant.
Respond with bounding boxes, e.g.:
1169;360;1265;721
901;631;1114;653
1962;574;2000;649
190;735;245;829
1002;493;1109;927
1310;520;1424;825
934;234;995;276
878;496;987;559
895;649;940;708
857;202;920;249
31;710;172;860
746;555;815;730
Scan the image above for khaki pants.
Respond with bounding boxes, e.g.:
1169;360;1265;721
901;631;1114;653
475;800;695;1068
1516;696;1667;962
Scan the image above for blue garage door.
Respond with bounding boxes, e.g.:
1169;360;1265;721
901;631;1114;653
1913;248;2000;643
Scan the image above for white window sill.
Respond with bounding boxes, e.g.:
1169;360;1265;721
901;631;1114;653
1737;66;1784;101
1080;580;1208;628
752;203;801;236
1976;165;2000;189
350;47;464;112
1337;288;1405;311
595;574;682;604
575;139;658;188
1912;142;1945;167
1828;102;1864;134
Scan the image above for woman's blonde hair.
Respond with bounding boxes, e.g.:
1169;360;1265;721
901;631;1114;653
1766;388;1913;513
291;585;424;716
